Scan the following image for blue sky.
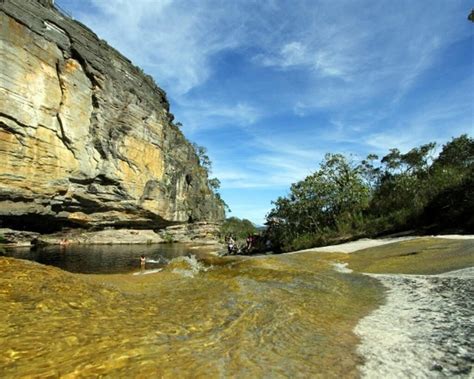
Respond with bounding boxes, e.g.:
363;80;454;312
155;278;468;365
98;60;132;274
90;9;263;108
56;0;473;225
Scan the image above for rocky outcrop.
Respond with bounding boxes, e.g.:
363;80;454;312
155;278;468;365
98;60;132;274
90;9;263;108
28;222;223;246
0;0;225;234
160;222;224;244
0;228;40;247
36;229;165;245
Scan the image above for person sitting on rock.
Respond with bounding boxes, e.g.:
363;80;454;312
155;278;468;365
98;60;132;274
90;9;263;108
227;236;235;255
246;234;253;251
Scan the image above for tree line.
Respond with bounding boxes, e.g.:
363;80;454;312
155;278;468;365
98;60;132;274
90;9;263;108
266;134;474;252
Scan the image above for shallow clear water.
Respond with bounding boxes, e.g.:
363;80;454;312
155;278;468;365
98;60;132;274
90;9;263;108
0;243;208;274
2;239;469;377
0;252;381;377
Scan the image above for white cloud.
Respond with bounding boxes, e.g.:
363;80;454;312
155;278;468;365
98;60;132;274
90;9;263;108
365;79;474;154
177;100;261;132
252;2;470;108
211;129;328;190
81;0;246;95
72;0;471;113
212;144;317;190
256;41;308;68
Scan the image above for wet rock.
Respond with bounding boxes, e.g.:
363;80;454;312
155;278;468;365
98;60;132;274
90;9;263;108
159;222;223;244
0;228;40;247
25;223;223;245
35;228;164;245
431;363;443;372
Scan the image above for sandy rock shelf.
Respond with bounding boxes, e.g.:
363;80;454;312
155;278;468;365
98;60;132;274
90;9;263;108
356;268;474;378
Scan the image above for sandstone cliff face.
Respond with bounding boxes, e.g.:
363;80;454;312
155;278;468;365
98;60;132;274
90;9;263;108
0;0;225;232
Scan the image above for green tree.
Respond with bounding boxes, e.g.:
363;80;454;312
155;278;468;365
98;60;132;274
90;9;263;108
368;143;436;228
432;134;474;170
358;153;381;190
381;148;402;172
380;143;436;176
208;177;221;192
417;135;474;232
267;153;370;250
268;134;473;251
192;143;212;173
400;142;436;174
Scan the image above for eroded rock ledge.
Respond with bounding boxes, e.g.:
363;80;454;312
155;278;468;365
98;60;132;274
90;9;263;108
0;0;225;237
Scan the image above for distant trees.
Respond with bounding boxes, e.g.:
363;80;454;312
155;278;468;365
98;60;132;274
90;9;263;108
432;134;473;169
220;217;257;241
417;135;474;231
267;134;474;252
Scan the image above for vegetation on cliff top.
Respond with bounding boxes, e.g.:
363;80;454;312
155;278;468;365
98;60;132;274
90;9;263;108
267;134;474;252
192;142;230;213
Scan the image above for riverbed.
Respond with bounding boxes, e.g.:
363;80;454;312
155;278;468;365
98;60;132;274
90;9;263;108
0;237;473;377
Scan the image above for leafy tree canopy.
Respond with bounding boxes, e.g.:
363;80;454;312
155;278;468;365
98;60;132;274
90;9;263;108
267;134;473;252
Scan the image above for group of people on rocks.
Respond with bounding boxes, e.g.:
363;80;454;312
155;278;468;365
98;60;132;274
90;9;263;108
225;234;272;255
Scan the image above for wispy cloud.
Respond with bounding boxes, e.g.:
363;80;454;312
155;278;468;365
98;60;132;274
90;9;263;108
252;2;469;110
74;0;471;115
80;0;247;95
212;129;327;190
177;100;261;132
255;41;308;69
363;77;474;154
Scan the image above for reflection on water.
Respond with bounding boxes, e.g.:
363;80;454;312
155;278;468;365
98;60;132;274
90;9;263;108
0;252;382;377
0;243;213;274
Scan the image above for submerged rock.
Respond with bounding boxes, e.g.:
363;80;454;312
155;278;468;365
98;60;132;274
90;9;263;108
0;0;224;234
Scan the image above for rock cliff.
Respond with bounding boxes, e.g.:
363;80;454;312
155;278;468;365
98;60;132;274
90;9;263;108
0;0;225;234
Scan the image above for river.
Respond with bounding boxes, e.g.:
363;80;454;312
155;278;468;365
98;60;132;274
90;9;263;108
0;238;472;377
0;243;214;274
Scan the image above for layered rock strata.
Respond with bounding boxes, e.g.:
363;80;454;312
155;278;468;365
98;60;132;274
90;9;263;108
0;0;225;235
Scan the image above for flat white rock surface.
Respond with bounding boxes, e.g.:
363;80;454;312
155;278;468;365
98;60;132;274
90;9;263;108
355;268;474;378
291;235;474;254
